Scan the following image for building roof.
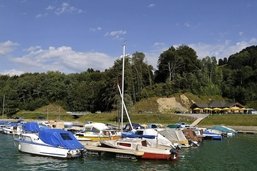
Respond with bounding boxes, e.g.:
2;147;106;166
209;100;228;108
191;103;209;108
191;100;244;109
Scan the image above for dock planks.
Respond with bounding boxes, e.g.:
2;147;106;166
86;145;144;157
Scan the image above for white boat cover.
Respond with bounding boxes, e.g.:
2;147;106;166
139;128;174;147
158;128;189;147
84;122;109;131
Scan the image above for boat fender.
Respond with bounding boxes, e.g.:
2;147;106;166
170;149;177;155
136;144;140;151
170;149;178;160
172;154;177;160
80;150;84;157
67;150;72;158
18;144;21;151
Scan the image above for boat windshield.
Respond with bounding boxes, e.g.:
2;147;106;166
60;133;73;140
91;127;100;133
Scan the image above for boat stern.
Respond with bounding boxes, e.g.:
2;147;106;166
170;148;178;160
67;149;85;158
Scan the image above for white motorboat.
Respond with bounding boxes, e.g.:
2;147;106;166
0;120;10;133
2;121;23;135
101;138;178;160
202;130;222;140
74;122;120;141
14;122;84;158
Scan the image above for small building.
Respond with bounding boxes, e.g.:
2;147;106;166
191;100;245;114
246;108;257;114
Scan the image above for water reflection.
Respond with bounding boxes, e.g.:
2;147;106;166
1;134;257;170
138;160;176;171
16;154;70;170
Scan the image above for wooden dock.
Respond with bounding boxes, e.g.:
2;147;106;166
237;130;257;134
85;145;144;159
228;126;257;134
190;114;210;127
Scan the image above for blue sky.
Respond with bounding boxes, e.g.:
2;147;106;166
1;0;257;75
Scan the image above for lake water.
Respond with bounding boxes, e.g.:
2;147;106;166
1;134;257;171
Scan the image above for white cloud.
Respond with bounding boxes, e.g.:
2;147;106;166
54;2;84;15
239;32;244;36
190;38;257;59
153;42;166;48
0;40;18;55
148;3;155;8
46;5;55;11
144;38;257;69
90;26;102;32
184;22;191;28
105;30;127;39
0;69;24;76
144;42;168;69
144;51;159;70
35;13;48;18
37;2;84;18
12;46;114;73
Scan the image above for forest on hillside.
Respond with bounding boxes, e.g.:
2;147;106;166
1;45;257;116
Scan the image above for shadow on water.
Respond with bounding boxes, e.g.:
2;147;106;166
1;133;257;171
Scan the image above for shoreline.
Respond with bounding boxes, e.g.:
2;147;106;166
2;118;257;133
200;125;257;134
229;126;257;134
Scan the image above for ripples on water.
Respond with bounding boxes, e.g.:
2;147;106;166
1;134;257;171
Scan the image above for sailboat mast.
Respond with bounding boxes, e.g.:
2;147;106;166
117;84;133;130
121;44;126;132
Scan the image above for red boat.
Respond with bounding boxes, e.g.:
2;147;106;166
100;138;178;160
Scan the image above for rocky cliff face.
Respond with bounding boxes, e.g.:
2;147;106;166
157;94;193;113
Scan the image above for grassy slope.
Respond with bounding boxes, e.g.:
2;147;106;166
132;97;159;114
199;114;257;126
76;111;195;125
15;104;73;121
12;93;257;126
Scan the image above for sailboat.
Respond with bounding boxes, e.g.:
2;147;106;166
100;45;178;160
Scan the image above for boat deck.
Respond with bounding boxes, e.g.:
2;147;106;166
85;145;144;158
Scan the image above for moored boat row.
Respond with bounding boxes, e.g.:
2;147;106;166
0;119;237;161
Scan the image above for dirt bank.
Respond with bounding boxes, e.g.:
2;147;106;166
157;97;188;113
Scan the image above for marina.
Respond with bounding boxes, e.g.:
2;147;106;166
1;1;257;170
0;132;257;170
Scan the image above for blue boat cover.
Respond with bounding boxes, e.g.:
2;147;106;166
121;132;155;139
39;129;84;150
22;122;40;133
0;120;9;125
8;122;19;127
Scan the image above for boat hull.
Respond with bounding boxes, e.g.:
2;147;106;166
202;132;222;140
142;151;177;160
75;135;120;141
16;140;83;158
101;139;178;160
